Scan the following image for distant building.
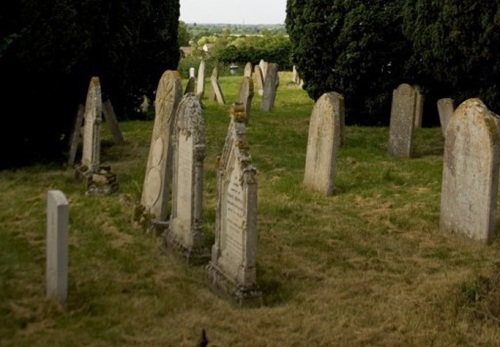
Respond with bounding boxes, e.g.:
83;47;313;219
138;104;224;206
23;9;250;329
180;46;195;57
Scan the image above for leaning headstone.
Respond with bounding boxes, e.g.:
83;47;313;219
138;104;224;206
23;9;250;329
440;98;500;244
140;70;183;228
209;67;219;101
67;104;85;167
413;85;424;128
437;98;455;136
387;83;417;158
196;60;206;99
303;92;344;196
244;62;252;77
206;103;262;306
238;76;254;123
189;67;195;79
102;99;124;145
46;190;69;306
163;93;209;263
211;75;226;105
254;65;264;96
184;76;196;95
261;63;279;112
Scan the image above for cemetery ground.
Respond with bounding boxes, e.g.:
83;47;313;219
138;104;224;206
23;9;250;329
2;73;500;346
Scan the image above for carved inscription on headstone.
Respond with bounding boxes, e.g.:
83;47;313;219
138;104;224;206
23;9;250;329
387;83;417;158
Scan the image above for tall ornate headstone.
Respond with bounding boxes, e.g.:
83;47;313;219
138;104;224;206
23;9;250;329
196;60;206;99
209;67;219;101
260;63;279;112
303;92;344;196
206;103;262;306
254;65;264;96
140;71;183;224
163;94;209;262
81;77;102;172
437;98;455;136
238;77;254;123
387;83;417;158
440;99;500;244
244;62;252;77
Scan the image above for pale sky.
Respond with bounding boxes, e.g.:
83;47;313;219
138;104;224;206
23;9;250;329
179;0;287;25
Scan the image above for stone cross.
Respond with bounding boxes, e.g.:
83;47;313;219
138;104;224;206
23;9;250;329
141;71;183;221
437;98;455;136
387;83;417;158
238;76;254;123
260;63;279;112
163;93;209;263
46;190;69;306
244;62;252;77
196;60;206;99
440;98;500;244
81;77;102;172
206;103;262;306
303;92;344;196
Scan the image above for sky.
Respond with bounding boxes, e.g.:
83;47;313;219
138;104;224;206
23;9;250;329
179;0;287;25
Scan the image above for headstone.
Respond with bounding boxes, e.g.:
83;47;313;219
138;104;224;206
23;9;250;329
292;65;298;84
238;76;254;123
440;98;500;244
141;70;183;223
184;76;196;95
67;104;85;167
189;67;195;79
81;77;102;172
211;75;226;105
259;59;267;81
387;83;417;158
437;98;455;136
46;190;69;305
260;63;279;112
303;92;344;195
209;67;219;101
413;85;424;128
244;62;252;77
206;103;262;306
196;60;206;99
163;93;209;263
102;99;124;145
254;65;264;96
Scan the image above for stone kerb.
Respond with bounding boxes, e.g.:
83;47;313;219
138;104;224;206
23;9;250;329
206;103;262;307
163;93;209;263
387;83;417;158
140;71;183;227
303;92;344;196
440;98;500;244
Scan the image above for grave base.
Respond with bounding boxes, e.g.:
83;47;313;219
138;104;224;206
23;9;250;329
162;229;210;265
206;262;263;307
75;165;119;196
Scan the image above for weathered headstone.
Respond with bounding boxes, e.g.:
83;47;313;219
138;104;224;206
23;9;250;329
303;92;344;195
141;71;183;224
260;63;279;112
81;77;102;172
437;98;455;136
259;59;268;81
206;103;262;306
211;75;226;105
292;65;300;85
413;85;424;128
440;98;500;244
46;190;69;305
238;76;254;123
102;99;124;145
184;76;196;95
163;93;209;263
254;65;264;96
189;67;195;79
196;60;206;99
209;67;219;101
67;104;85;167
244;62;252;77
387;83;417;158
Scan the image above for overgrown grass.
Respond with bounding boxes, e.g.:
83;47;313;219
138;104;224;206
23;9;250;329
2;72;500;346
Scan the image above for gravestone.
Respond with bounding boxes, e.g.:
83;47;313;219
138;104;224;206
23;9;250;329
102;99;124;145
303;92;344;196
292;65;300;85
437;98;455;136
413;85;424;128
259;59;268;81
185;76;196;95
244;62;252;77
67;104;85;167
387;83;417;158
189;67;195;78
254;65;264;96
209;67;219;101
440;99;500;244
81;77;102;172
196;60;206;99
260;63;279;112
140;71;183;225
163;93;209;263
46;190;69;305
206;103;262;306
211;75;226;105
238;76;254;123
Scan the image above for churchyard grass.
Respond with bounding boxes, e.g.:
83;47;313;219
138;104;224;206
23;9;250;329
1;72;500;345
